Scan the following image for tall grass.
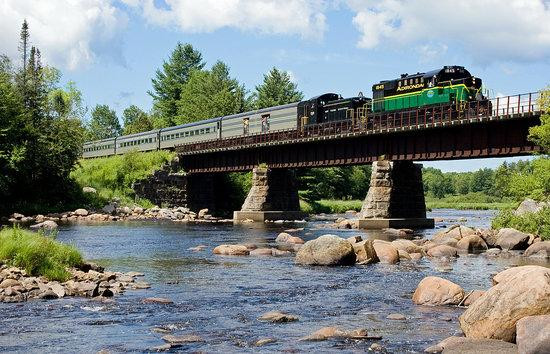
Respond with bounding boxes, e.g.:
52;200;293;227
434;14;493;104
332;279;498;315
0;227;83;281
70;149;174;208
425;192;515;210
301;199;363;214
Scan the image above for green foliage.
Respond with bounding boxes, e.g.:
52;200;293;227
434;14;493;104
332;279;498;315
423;167;455;198
176;61;247;124
122;105;153;135
493;158;550;201
0;22;87;215
297;166;371;203
88;104;121;140
71;150;174;207
252;67;303;109
529;87;550;153
149;43;205;126
301;199;363;214
492;208;550;240
0;227;83;281
425;193;515;210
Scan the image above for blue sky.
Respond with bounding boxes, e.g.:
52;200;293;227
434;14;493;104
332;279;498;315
1;0;549;172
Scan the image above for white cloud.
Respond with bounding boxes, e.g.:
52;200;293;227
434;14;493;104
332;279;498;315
124;0;327;40
0;0;128;70
346;0;550;63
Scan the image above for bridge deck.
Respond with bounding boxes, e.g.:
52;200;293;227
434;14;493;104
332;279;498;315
176;92;541;156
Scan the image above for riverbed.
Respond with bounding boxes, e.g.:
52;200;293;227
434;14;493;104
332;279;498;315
1;209;548;353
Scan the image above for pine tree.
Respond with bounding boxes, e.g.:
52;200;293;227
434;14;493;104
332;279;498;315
177;61;246;124
148;43;205;126
18;20;29;82
253;67;303;109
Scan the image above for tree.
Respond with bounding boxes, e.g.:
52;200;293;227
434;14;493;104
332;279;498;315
122;105;153;135
149;43;205;126
471;168;495;194
529;87;550;153
177;61;246;124
252;67;303;109
88;104;121;140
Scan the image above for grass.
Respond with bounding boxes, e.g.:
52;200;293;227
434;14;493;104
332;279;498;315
492;207;550;240
300;193;517;214
425;193;516;211
70;149;174;208
301;199;363;214
0;227;83;281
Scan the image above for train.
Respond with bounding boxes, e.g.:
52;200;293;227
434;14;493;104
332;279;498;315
83;65;488;158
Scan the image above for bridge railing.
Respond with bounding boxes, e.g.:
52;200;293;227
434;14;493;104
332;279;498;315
176;91;541;154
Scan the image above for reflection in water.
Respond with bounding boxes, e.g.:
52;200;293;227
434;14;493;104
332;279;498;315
0;210;547;353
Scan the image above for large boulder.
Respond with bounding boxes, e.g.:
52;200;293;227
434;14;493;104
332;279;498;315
514;198;549;216
524;241;550;258
212;244;250;256
492;265;541;285
353;240;379;264
459;266;550;342
412;276;464;306
424;336;517;354
456;235;488;253
516;315;550;354
391;239;422;254
29;220;58;230
372;240;399;264
478;229;500;248
427;245;458;258
495;228;530;250
295;235;356;266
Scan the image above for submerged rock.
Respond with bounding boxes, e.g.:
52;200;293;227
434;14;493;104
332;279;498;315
301;326;376;341
161;334;203;344
143;297;173;304
258;310;298;323
459;265;550;342
412;276;464;306
295;235;356;266
255;338;276;346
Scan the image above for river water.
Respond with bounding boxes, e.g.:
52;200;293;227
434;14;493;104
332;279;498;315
1;209;548;353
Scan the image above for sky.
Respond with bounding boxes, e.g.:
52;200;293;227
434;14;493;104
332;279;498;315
0;0;549;172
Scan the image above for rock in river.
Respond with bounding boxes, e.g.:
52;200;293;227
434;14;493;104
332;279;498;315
427;245;458;258
524;241;550;258
412;276;464;306
456;234;488;253
162;334;203;344
372;240;399;264
212;244;250;256
353;240;379;264
275;232;304;244
495;228;530;250
516;315;550;354
459;265;550;342
424;336;517;354
258;310;298;323
295;235;356;266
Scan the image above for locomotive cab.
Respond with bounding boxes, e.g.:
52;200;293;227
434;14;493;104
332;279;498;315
297;93;371;127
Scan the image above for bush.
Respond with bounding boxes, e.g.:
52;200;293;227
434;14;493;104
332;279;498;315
70;150;174;207
301;199;363;214
0;227;83;281
492;207;550;240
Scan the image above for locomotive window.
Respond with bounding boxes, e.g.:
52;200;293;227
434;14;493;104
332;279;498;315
200;129;205;134
398;81;402;87
415;78;419;84
243;118;250;135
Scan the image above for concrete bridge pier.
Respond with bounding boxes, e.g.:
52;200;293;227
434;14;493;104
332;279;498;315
233;166;305;222
358;160;434;229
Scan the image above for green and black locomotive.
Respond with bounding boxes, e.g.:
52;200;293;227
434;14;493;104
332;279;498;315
371;65;485;113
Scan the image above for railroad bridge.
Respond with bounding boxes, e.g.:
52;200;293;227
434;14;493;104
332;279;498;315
134;92;543;228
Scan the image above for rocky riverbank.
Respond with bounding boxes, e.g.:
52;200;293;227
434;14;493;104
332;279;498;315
3;205;230;230
0;262;149;303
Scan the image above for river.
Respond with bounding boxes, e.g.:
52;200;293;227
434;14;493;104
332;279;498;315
1;209;548;353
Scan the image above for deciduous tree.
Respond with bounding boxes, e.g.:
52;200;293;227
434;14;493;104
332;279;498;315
88;104;121;140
